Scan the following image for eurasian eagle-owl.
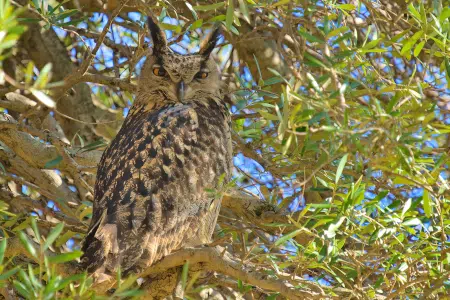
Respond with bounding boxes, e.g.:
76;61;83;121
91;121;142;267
80;17;233;275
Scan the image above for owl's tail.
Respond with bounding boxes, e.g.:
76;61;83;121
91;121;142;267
79;220;107;273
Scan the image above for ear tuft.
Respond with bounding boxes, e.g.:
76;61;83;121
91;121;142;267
198;24;222;57
148;14;167;55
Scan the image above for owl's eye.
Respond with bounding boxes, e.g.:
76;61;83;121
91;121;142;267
195;72;209;79
153;67;166;76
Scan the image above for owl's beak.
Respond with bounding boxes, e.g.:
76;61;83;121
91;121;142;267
176;81;185;103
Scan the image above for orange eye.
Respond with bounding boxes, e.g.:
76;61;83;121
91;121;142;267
196;72;208;79
153;67;166;76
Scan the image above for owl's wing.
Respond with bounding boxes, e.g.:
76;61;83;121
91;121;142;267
81;102;231;273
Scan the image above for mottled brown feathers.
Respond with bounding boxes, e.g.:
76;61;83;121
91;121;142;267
80;17;232;275
147;14;167;56
199;25;222;57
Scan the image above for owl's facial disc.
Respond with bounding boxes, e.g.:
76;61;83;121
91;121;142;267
141;17;223;104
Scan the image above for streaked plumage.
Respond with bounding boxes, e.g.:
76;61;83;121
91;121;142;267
80;17;232;275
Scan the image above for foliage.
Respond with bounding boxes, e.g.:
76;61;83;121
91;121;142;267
0;0;449;299
0;0;25;61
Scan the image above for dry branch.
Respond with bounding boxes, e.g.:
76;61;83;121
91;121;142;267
82;74;137;92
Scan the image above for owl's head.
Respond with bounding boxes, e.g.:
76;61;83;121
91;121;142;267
138;16;223;104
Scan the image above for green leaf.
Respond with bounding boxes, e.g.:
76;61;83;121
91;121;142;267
49;274;85;293
13;280;31;299
56;16;88;26
359;48;387;53
253;54;263;83
445;57;450;78
184;2;198;20
80;139;106;152
48;0;71;14
114;290;145;297
439;7;450;22
266;293;280;300
303;52;326;68
408;3;421;20
44;155;63;169
52;9;79;21
0;267;19;280
33;63;52;88
326;26;350;39
181;260;189;290
306;72;322;93
43;223;64;251
336;4;355;11
272;0;290;7
190;19;203;31
259;111;279;121
298;29;325;44
238;0;250;23
226;0;234;31
30;89;56;108
400;31;423;56
114;274;139;294
48;250;82;264
398;262;408;272
335;154;348;185
423;189;432;217
159;23;182;34
30;217;40;243
55;230;76;247
31;0;40;10
401;198;412;218
12;218;31;232
18;232;37;258
274;228;303;246
324;217;346;239
0;239;6;265
27;264;41;290
402;218;422;227
414;40;425;57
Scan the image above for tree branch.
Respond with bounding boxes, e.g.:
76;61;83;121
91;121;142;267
81;73;137;92
141;246;326;300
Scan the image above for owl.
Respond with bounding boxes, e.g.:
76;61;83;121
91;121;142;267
80;16;233;276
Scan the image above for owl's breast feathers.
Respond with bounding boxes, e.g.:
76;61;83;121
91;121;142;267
81;99;232;274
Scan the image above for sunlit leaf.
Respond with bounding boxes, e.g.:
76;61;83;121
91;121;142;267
298;29;325;44
18;232;37;258
48;250;82;264
335;154;348;185
226;0;234;30
423;189;432;217
43;223;64;251
0;239;6;265
30;89;55;108
273;228;303;246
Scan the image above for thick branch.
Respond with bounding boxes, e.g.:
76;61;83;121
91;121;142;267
0;92;36;112
0;115;101;170
141;246;324;300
